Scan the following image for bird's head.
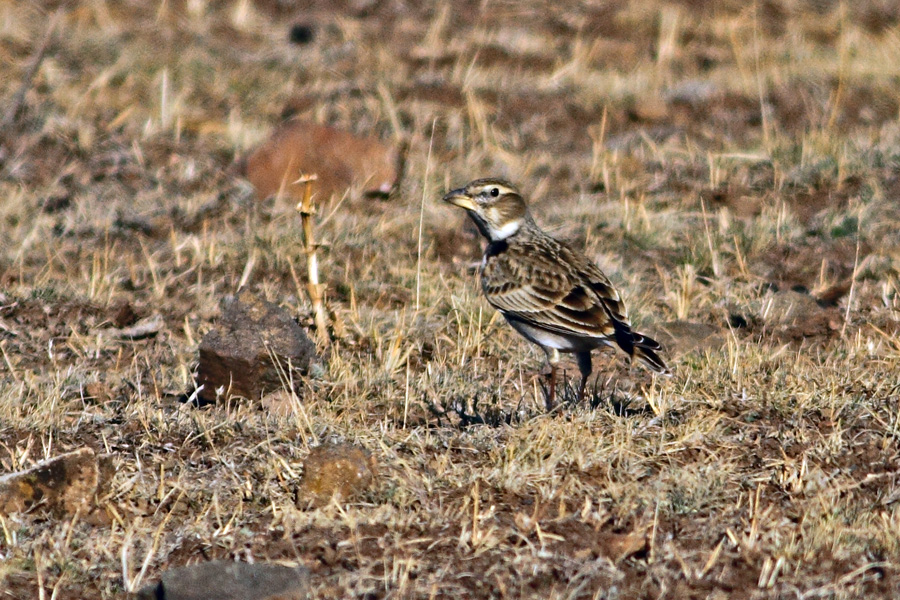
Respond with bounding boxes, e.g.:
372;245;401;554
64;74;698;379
442;178;528;241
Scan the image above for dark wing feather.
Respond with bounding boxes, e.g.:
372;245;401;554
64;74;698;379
568;245;669;372
481;236;626;341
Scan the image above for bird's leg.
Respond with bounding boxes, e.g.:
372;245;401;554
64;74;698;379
548;364;556;410
545;348;560;411
576;351;593;403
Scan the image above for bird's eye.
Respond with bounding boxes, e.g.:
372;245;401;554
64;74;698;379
490;188;499;197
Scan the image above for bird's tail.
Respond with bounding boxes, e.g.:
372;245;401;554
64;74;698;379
631;332;671;375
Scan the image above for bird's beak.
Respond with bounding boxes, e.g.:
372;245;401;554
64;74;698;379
442;188;476;210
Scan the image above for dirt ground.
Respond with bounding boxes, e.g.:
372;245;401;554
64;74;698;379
2;1;900;598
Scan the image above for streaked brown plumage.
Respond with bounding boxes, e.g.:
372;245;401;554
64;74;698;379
443;177;669;407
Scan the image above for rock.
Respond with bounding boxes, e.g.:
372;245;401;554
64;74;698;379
243;120;402;201
649;320;727;358
761;290;823;325
0;447;100;516
760;289;842;341
628;96;669;122
298;444;376;507
196;289;318;403
135;561;310;600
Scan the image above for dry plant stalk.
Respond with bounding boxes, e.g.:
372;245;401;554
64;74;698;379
295;174;329;344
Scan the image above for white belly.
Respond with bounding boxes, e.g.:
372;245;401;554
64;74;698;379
507;318;610;352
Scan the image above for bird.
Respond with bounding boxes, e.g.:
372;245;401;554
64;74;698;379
443;177;669;408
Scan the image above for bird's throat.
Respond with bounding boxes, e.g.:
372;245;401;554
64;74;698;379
488;219;521;240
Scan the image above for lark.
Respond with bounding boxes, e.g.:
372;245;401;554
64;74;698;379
443;178;669;407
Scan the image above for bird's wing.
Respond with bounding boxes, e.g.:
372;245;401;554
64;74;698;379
573;249;629;323
481;239;626;340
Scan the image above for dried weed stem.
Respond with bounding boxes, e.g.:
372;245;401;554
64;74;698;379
295;174;329;345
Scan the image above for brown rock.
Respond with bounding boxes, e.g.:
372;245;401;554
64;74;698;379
243;120;402;201
298;444;376;507
649;320;727;358
629;96;669;122
197;289;318;403
135;561;310;600
0;447;99;516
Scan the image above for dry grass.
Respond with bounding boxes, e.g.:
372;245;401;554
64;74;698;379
2;1;900;598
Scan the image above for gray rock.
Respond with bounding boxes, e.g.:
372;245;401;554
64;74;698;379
136;561;310;600
197;289;318;403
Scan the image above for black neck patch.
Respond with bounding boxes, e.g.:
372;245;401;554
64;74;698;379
485;239;508;258
466;211;492;240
